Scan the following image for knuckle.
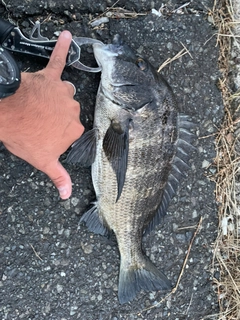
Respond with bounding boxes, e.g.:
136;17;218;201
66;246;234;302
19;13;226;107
69;100;80;114
73;101;80;112
75;122;85;137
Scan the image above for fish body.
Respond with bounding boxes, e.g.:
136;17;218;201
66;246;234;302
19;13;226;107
67;35;195;303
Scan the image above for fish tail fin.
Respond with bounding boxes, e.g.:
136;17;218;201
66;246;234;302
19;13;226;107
118;256;172;304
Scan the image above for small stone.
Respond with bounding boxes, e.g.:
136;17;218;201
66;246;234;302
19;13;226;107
81;242;93;254
45;303;51;314
166;42;173;50
64;229;71;238
97;294;102;301
192;210;198;219
202;159;210;168
54;31;61;37
62;199;71;210
43;227;50;234
70;306;78;316
149;292;155;300
173;223;178;231
56;284;63;293
2;274;7;281
71;197;79;206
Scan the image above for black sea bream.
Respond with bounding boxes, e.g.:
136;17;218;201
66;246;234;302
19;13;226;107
67;35;195;304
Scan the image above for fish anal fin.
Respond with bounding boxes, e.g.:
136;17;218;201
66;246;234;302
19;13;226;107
103;119;131;202
80;203;109;237
66;128;97;166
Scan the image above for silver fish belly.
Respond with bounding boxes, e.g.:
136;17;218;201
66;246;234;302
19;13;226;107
67;35;195;304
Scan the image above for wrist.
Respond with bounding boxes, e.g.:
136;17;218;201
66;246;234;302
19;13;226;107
0;46;21;99
0;96;12;140
0;76;26;141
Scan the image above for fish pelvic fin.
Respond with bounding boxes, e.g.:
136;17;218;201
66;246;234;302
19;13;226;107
80;203;109;237
145;114;196;234
103;118;131;202
66;128;98;166
118;256;172;304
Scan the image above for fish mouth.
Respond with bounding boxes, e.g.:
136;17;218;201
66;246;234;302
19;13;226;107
93;34;128;69
93;42;119;66
93;34;124;61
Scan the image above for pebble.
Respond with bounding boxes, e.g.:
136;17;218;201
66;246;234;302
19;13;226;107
2;274;7;281
97;294;103;301
64;229;71;238
43;227;50;234
173;223;178;231
192;210;198;218
62;199;71;210
71;197;79;206
56;284;63;293
166;42;173;50
81;242;93;254
202;159;211;168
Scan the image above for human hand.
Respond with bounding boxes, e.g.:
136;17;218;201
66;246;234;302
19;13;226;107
0;31;84;199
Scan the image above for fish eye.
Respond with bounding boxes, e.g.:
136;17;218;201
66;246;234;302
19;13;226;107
136;58;147;71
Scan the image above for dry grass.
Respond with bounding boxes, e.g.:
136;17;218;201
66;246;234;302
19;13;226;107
211;0;240;319
157;45;192;72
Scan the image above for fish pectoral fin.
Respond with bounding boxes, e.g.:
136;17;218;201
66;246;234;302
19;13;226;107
118;256;172;304
66;128;98;166
80;203;109;236
103;119;131;202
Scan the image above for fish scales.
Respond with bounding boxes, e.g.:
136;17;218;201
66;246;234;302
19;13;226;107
94;94;176;222
67;34;195;304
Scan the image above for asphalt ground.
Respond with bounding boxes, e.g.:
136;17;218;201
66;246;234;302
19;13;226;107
0;1;223;319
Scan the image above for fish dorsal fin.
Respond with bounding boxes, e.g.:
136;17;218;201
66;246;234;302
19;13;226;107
103;119;131;202
66;128;98;166
144;114;196;234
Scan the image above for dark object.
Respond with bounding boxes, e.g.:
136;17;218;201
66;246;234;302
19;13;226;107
0;45;20;99
67;35;196;304
0;17;103;72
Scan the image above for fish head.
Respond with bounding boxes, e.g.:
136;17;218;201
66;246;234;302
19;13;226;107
93;35;161;110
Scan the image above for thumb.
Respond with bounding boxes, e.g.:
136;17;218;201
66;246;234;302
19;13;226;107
44;160;72;199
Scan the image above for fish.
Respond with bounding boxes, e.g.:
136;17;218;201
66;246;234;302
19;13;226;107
67;34;195;304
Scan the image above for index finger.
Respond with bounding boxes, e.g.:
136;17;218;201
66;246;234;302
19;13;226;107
45;30;72;80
